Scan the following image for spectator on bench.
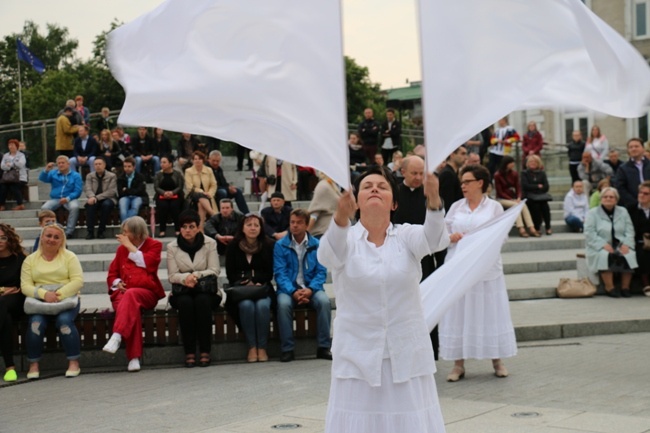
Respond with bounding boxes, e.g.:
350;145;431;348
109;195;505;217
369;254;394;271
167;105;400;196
274;208;331;363
563;180;589;233
132;127;160;181
261;192;291;240
153;154;185;237
84;157;117;240
0;138;28;211
205;199;244;255
117;157;149;223
208;150;250;213
69;125;99;174
103;216;165;372
32;210;56;251
39;156;83;238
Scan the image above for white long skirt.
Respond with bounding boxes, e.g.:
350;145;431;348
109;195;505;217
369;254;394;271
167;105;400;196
438;274;517;360
325;359;446;433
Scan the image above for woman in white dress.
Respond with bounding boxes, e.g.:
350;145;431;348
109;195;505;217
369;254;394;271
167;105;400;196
439;164;517;382
585;125;609;162
318;165;449;433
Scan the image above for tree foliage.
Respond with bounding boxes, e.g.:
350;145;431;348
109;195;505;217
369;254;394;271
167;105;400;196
345;56;385;125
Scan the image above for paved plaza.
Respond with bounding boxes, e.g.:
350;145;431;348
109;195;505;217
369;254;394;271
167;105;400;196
1;332;649;433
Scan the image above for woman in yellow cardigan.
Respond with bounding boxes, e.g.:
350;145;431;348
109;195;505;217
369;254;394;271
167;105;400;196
21;223;84;379
184;151;217;229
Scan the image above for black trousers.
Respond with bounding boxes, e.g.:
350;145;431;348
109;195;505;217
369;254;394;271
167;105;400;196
85;199;115;234
170;292;218;355
0;293;24;368
421;254;439;360
569;163;580;183
528;200;551;231
155;197;183;233
236;145;252;171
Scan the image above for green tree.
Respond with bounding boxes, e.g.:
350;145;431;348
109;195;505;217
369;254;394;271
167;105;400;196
0;21;78;124
345;56;385;125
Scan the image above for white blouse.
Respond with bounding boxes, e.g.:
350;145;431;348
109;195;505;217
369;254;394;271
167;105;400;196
318;210;449;387
445;196;504;281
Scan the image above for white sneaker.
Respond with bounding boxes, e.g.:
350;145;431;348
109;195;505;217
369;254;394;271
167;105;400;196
102;334;121;354
127;358;141;372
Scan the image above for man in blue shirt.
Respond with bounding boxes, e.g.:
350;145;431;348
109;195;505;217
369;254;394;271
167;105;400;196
274;208;331;362
39;155;83;238
117;157;149;222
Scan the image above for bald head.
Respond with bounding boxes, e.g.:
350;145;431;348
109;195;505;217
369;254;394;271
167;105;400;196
401;156;425;188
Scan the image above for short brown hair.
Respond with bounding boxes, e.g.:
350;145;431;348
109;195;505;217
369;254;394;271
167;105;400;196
290;208;310;225
460;164;491;193
192;151;207;161
123;156;136;167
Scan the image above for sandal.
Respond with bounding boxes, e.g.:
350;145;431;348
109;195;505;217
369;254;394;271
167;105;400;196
545;228;553;236
518;227;529;238
493;360;509;378
185;354;196;368
528;227;541;237
159;232;165;237
447;365;465;382
199;353;211;367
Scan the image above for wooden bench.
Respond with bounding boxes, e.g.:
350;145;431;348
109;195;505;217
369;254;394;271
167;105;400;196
11;307;318;352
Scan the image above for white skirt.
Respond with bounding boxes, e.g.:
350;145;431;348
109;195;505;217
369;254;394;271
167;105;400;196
325;359;446;433
438;274;517;360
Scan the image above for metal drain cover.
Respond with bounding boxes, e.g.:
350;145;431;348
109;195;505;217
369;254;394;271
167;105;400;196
271;424;302;430
512;412;541;418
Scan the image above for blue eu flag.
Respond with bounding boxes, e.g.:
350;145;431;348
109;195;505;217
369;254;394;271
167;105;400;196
16;39;45;74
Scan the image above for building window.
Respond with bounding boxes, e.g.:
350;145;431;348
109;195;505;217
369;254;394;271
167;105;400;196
634;1;649;38
564;116;589;143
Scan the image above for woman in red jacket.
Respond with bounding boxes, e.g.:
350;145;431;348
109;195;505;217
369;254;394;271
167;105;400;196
494;156;540;237
522;121;544;168
103;216;165;372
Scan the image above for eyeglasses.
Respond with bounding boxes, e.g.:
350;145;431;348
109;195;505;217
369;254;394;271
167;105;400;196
0;236;8;242
43;221;65;229
460;179;479;186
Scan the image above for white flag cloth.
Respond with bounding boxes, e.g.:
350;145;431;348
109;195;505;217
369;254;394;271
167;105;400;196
418;0;650;171
107;0;349;187
421;202;524;331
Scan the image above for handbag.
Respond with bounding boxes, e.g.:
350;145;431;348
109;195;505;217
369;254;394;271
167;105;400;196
556;278;596;298
266;174;277;186
0;168;20;184
24;284;79;315
527;192;553;201
643;233;650;251
224;282;271;304
171;274;218;296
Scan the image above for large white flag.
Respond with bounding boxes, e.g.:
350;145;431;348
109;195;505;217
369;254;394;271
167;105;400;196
107;0;350;187
418;0;650;171
421;202;524;331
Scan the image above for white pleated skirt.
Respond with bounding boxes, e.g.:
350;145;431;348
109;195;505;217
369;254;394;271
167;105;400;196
325;359;446;433
438;274;517;360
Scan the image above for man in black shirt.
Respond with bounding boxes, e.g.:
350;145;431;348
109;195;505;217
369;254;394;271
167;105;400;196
208;150;250;213
357;108;380;163
204;199;244;255
261;192;292;240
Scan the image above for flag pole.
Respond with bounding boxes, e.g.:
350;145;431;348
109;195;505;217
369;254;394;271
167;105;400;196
16;49;24;142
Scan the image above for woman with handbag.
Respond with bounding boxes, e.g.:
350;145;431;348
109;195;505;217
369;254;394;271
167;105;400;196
440;164;517;382
0;224;26;382
626;181;650;295
225;213;275;363
154;154;185;237
21;222;83;379
0;139;28;211
521;155;553;235
103;216;166;372
184;151;217;230
494;155;539;238
167;210;221;368
585;187;638;297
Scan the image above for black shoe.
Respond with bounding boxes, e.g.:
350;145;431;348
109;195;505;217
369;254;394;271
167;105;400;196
97;232;105;239
316;348;332;360
280;351;294;362
605;288;621;298
621;289;632;298
86;232;95;240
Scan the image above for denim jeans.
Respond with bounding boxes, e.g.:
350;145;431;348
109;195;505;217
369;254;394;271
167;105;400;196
69;156;96;173
216;187;250;214
41;199;80;236
26;302;81;362
135;156;160;174
276;290;331;352
565;215;583;232
238;296;271;349
119;196;143;222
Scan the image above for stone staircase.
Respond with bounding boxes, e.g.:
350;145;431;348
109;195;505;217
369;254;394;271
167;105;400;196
1;156;649;347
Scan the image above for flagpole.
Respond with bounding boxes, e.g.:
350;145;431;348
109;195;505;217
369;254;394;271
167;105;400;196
16;50;24;142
